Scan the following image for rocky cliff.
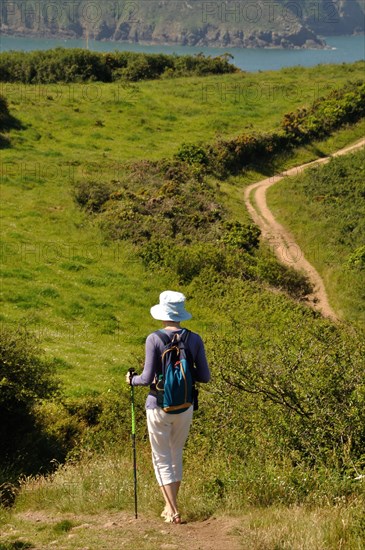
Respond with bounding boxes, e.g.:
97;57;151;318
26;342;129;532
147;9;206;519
1;1;364;48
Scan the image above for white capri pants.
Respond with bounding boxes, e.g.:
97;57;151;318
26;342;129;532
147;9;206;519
146;406;193;486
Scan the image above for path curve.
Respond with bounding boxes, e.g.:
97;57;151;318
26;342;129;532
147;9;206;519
244;138;365;321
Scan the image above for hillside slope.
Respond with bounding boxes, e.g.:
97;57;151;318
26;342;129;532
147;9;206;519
1;0;364;48
245;138;365;321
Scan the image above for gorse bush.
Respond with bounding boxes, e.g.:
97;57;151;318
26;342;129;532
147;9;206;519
201;282;365;473
0;327;62;478
221;221;260;252
281;80;365;143
347;245;365;270
74;163;311;297
0;49;236;83
174;80;365;177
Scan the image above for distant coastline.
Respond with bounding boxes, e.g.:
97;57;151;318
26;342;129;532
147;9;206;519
1;34;364;73
1;27;328;50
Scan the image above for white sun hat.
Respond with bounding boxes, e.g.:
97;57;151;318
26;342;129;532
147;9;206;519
150;290;192;321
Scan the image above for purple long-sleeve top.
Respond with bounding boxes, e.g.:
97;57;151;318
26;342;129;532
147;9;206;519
131;329;210;410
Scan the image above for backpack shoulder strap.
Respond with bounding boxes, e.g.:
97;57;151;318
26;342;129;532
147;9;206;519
180;329;191;344
155;330;172;346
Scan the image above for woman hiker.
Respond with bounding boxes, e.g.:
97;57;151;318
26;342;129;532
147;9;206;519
126;290;210;524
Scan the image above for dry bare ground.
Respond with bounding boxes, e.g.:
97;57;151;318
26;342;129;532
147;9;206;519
4;510;243;550
244;138;365;321
6;506;354;549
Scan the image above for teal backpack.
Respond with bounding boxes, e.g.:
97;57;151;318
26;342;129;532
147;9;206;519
155;329;195;414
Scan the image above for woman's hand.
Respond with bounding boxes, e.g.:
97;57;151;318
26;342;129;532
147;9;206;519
126;370;136;385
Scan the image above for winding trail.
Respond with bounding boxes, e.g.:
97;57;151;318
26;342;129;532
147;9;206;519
244;138;365;321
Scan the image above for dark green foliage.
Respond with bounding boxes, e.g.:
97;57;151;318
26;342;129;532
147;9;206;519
0;326;58;415
72;180;119;213
0;542;33;549
221;221;260;253
347;246;365;270
53;520;74;533
209;317;365;470
64;396;103;427
0;49;236;84
281;81;365;144
0;95;10;131
0;94;22;148
175;143;210;167
255;253;313;298
75;170;223;246
0;327;66;480
172;80;365;177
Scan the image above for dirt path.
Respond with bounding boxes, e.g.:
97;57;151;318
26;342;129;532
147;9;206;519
244;138;365;321
8;510;243;550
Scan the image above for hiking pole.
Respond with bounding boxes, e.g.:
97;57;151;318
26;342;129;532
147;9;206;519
128;368;138;519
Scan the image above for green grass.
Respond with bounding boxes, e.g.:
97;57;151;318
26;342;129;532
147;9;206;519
1;447;363;549
1;62;365;396
267;147;365;323
2;61;364;165
1;62;365;547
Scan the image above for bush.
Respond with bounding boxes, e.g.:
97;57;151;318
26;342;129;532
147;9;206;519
0;95;10;131
210;321;365;470
180;80;365;177
347;246;365;270
0;49;236;84
281;80;365;144
0;326;65;478
175;143;210;167
73;180;119;213
221;221;261;253
0;94;22;148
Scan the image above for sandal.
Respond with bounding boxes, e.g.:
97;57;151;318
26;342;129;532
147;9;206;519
162;511;182;524
171;513;182;525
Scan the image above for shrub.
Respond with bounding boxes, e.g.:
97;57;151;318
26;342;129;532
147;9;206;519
347;246;365;270
0;94;22;148
0;95;10;130
210;321;365;470
0;326;63;477
175;143;210;167
221;221;261;253
73;180;119;213
0;49;236;84
171;243;227;284
281;80;365;144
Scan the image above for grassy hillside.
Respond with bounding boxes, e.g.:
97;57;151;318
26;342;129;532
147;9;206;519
1;62;364;397
2;61;364;161
267;148;365;322
1;61;365;549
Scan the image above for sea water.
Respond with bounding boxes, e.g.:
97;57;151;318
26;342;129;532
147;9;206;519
0;34;364;72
